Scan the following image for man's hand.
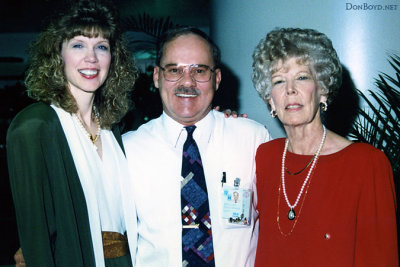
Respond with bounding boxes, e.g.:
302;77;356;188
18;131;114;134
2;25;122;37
214;106;248;118
14;247;25;267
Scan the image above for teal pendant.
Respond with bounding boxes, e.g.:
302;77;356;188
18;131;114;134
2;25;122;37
288;208;296;220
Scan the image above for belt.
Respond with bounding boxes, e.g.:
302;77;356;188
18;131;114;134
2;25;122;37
102;231;129;259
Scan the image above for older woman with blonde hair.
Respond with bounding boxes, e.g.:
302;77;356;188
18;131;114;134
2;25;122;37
253;28;398;266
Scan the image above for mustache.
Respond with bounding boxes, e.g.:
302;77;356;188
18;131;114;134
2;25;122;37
174;86;201;96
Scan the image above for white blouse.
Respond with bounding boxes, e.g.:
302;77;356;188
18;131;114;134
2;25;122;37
51;105;130;267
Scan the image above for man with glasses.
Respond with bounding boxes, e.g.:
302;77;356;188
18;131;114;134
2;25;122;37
123;27;270;266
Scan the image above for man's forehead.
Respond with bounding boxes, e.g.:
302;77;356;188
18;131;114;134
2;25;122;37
161;34;214;65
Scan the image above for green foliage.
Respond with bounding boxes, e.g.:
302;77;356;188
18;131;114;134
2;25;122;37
121;13;180;53
349;55;400;178
118;13;179;131
122;13;178;38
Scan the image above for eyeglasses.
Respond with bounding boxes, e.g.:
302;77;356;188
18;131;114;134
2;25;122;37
158;64;216;83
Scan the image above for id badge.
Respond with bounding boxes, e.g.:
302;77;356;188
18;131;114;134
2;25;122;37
221;183;252;225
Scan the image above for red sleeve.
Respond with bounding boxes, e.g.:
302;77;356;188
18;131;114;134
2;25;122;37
355;149;398;266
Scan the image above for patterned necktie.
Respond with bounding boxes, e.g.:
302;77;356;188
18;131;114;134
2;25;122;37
181;126;215;266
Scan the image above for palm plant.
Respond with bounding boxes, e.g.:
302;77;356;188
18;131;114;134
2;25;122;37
121;13;180;55
349;54;400;181
119;14;180;130
348;54;400;256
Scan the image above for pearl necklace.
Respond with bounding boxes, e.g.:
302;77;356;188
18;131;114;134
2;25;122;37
281;125;326;220
73;108;101;148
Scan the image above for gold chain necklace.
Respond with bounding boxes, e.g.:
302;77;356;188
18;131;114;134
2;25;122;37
277;171;314;236
285;154;316;175
73;108;101;146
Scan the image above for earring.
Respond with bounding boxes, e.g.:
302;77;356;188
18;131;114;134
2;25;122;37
270;110;277;118
320;102;328;112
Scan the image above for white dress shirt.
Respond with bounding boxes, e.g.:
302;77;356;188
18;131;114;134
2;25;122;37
123;110;270;267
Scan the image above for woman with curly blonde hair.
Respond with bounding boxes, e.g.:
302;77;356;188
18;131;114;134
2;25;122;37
7;1;139;266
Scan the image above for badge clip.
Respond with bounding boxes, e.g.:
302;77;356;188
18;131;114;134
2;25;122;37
234;177;240;188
